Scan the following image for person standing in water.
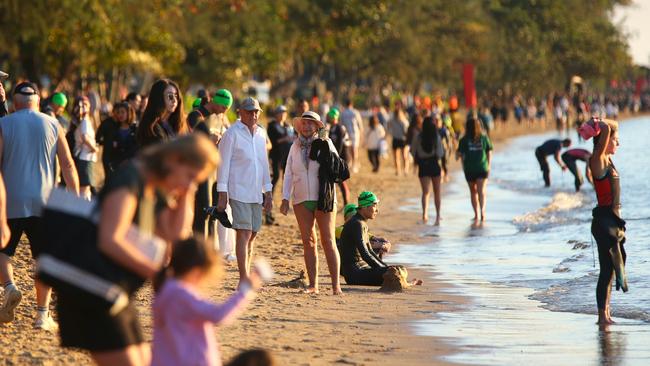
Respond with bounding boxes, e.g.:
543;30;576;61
583;118;627;325
534;138;571;187
561;148;592;192
456;116;493;222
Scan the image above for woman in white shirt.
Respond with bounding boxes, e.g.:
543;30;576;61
280;111;342;295
365;115;385;173
72;96;98;200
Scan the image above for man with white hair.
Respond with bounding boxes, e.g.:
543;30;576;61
0;81;79;331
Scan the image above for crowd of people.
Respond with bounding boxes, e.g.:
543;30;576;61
0;71;639;365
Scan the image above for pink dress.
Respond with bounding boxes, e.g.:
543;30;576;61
152;279;253;366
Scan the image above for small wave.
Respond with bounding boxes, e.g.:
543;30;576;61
513;192;589;232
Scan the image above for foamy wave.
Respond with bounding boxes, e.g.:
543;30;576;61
513;192;589;231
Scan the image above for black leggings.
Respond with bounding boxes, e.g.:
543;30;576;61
343;266;388;286
367;149;380;172
535;148;550;186
270;156;286;195
561;154;584;191
592;213;627;310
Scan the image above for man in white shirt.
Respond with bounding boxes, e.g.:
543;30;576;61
216;97;272;285
340;98;363;173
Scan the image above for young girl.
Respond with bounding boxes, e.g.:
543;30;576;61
72;96;98;200
152;237;262;366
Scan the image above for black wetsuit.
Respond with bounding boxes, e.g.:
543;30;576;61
339;213;388;286
535;139;563;186
561;149;590;191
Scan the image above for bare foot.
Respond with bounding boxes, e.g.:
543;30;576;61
481;211;486;221
332;288;343;295
434;218;440;226
303;287;319;295
411;279;423;286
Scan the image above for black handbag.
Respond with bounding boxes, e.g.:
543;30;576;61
37;188;165;315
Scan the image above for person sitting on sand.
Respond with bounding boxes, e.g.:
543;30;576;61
339;192;420;286
335;203;391;259
534;138;571;187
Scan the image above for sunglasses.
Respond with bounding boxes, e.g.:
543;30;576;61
165;93;178;102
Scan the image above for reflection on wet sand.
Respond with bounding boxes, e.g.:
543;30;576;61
599;325;626;366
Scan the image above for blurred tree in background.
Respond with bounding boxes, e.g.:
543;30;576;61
0;0;635;99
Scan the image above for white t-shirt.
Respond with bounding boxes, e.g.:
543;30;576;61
75;118;98;162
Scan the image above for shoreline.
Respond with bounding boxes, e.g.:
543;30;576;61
1;113;645;365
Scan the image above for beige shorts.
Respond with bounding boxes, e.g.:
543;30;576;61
229;199;262;232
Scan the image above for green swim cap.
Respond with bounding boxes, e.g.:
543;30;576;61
192;97;202;108
358;191;379;208
327;108;340;120
212;89;233;109
52;92;67;108
343;203;358;217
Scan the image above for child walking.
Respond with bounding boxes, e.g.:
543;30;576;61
152;237;262;366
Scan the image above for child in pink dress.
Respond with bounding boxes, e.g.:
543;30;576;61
152;237;261;366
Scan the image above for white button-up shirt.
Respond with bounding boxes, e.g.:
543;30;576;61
217;120;272;204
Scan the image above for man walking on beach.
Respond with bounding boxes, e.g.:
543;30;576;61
534;138;571;187
341;98;363;173
216;97;272;285
0;82;79;331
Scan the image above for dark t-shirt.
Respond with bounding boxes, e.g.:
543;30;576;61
96;117;119;161
537;139;563;156
328;123;348;160
267;119;290;158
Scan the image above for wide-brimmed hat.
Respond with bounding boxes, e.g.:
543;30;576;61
294;110;325;130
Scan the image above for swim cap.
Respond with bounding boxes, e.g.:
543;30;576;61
212;89;233;109
357;191;379;208
52;92;67;108
192;97;202;108
343;203;358;218
327;108;340;120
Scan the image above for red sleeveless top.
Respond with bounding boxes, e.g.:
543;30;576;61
594;163;619;207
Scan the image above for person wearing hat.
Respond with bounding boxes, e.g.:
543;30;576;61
326;108;351;205
338;191;390;286
279;111;343;295
0;81;79;331
216;96;272;286
43;92;70;131
335;203;391;259
267;105;293;208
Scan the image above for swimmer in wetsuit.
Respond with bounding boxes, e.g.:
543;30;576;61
585;117;627;325
561;148;592;192
534;138;571;187
336;203;391;259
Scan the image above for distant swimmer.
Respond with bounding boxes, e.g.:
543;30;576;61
534;138;571;187
581;117;627;325
561;148;592;192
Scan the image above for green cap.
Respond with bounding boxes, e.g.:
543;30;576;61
343;203;358;218
51;92;67;108
327;108;340;120
212;89;233;109
358;191;379;208
192;97;202;108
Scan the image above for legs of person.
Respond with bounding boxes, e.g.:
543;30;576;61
476;177;488;221
393;146;402;175
293;204;318;292
563;156;581;191
337;181;350;205
594;224;615;324
536;150;550;186
270;157;281;195
315;208;342;294
235;229;253;284
91;344;150;366
431;176;441;226
467;180;479;220
419;177;431;222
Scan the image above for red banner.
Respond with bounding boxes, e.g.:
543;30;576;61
463;63;477;109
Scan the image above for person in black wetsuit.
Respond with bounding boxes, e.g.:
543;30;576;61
561;148;592;192
326;108;350;205
339;191;388;285
534;138;571;187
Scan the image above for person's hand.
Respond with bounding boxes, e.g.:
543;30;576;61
210;133;222;146
562;165;568;172
280;199;290;216
263;192;273;213
0;221;10;249
216;192;228;212
0;84;5;103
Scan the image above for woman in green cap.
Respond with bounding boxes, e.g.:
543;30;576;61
280;111;342;295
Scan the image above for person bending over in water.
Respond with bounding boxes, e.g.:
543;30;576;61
335;203;391;259
339;192;420;286
534;138;571;187
561;148;592;192
582;117;627;325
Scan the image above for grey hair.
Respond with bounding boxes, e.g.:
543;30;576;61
13;93;39;109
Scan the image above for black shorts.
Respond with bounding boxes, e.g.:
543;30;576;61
75;159;95;187
1;217;43;258
392;139;406;149
417;157;441;178
57;293;145;351
464;170;489;182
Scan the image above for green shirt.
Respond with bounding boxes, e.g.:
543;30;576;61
458;134;493;173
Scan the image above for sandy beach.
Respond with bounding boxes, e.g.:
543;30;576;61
0;118;601;365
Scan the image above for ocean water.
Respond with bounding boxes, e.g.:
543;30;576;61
393;116;650;365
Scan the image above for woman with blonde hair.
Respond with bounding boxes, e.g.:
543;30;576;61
280;111;342;295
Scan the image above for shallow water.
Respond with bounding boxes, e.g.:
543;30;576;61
393;117;650;365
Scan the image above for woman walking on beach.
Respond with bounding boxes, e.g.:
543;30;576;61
457;116;493;222
56;135;218;366
136;79;188;148
388;101;410;175
584;118;627;325
412;116;444;225
280;111;343;295
365;115;385;173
